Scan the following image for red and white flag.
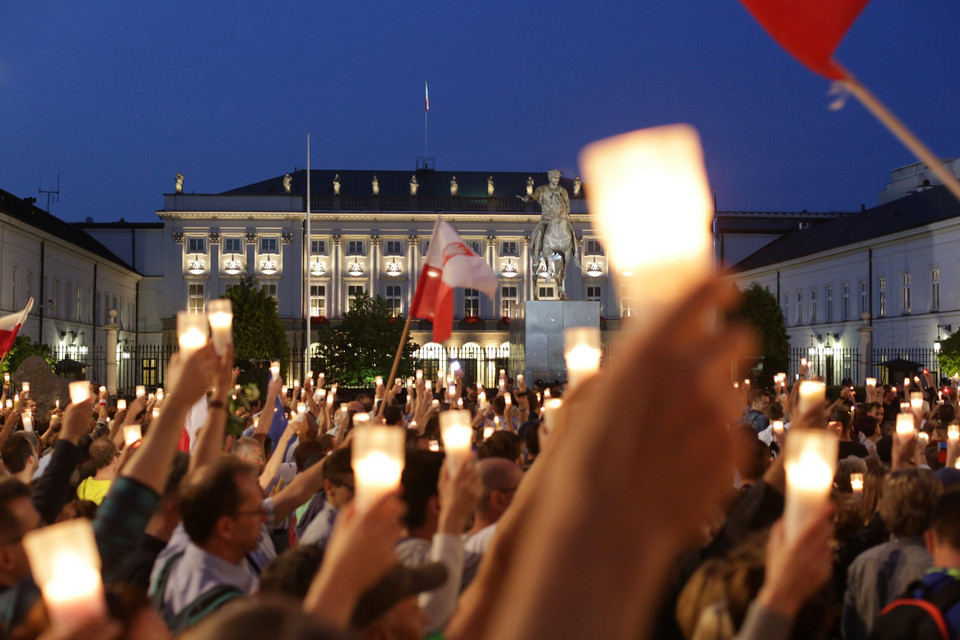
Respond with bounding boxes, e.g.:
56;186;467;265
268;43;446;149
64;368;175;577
410;219;497;343
0;298;34;363
425;81;430;112
737;0;871;80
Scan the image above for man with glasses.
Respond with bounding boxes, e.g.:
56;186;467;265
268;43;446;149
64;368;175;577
298;448;354;549
464;457;523;555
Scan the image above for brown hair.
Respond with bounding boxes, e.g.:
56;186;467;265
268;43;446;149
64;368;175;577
880;468;942;536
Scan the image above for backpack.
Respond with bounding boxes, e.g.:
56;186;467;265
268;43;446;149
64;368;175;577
874;578;960;640
149;551;244;633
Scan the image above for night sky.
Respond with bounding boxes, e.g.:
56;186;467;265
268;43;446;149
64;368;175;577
1;0;957;222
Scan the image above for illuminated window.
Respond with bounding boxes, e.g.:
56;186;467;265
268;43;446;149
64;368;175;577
385;285;402;315
187;283;205;314
259;237;279;254
347;240;365;255
501;286;518;317
585;239;604;255
310;285;326;317
311;239;327;255
224;237;243;254
384;240;403;256
501;241;518;257
347;285;365;312
187;237;206;253
464;289;480;317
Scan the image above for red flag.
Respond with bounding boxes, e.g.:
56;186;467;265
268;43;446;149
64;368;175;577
410;218;497;343
425;81;429;112
738;0;871;79
0;298;34;363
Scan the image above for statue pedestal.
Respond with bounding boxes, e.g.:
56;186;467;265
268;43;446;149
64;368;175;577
509;300;600;385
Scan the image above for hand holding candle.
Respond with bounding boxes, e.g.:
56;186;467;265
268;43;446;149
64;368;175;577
440;410;474;473
796;381;826;418
207;298;233;356
177;310;209;358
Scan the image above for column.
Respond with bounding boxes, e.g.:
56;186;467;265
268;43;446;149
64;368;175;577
406;235;419;309
332;235;342;317
104;310;119;395
521;236;531;304
370;235;381;299
486;236;497;319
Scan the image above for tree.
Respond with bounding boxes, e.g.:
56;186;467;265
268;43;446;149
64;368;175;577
726;282;790;386
225;274;289;391
0;335;55;376
312;291;420;386
938;331;960;379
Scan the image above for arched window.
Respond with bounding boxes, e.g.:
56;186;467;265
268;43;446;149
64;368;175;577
458;342;484;385
415;342;447;382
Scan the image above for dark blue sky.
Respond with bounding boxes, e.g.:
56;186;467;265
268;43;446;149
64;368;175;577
1;0;957;222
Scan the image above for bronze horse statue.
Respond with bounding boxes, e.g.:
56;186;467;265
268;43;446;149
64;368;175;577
519;170;580;300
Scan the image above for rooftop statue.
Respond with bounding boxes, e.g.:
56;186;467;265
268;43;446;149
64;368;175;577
410;175;419;196
175;172;183;194
517;169;579;300
283;173;292;194
333;174;341;196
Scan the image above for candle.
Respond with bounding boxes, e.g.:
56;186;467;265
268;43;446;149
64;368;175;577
543;398;564;433
327;393;335;406
772;420;785;438
297;402;307;415
733;382;739;390
68;382;90;405
22;519;107;630
451;362;460;374
918;431;930;448
478;391;486;406
457;398;463;409
499;369;506;380
177;311;209;358
801;358;808;367
270;361;280;380
899;402;910;413
504;393;512;407
4;399;10;409
207;299;233;355
22;381;29;393
3;373;8;383
123;424;142;445
517;373;525;387
13;393;18;410
136;385;146;398
307;370;314;381
949;424;959;441
416;369;423;381
439;410;474;472
55;399;60;410
448;384;456;400
152;408;160;420
117;399;127;411
850;472;864;496
797;381;826;416
429;441;440;452
904;377;911;390
498;380;505;392
318;372;325;383
543;388;552;400
865;378;877;388
431;399;440;408
564;326;602;390
910;392;924;419
896;413;916;447
352;425;405;513
494;416;501;431
282;385;288;396
783;429;838;541
425;380;432;391
483;425;494;440
21;413;33;432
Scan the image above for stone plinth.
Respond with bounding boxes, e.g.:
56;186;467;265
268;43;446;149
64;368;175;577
509;300;600;385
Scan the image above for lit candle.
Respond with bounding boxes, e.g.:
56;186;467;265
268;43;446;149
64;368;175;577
207;299;233;355
117;399;127;411
152;408;160;420
448;384;457;400
21;413;33;432
543;398;564;433
68;382;90;405
801;358;808;367
425;380;432;391
896;413;916;446
457;398;463;409
22;381;30;393
504;393;512;407
22;519;107;630
429;441;440;452
297;402;307;414
136;385;145;398
904;377;911;390
517;373;525;387
55;399;60;410
910;392;924;419
375;376;383;389
478;391;486;406
544;388;552;400
439;410;474;472
352;425;405;513
772;420;785;438
918;431;930;448
293;379;300;388
177;310;209;358
483;425;494;440
499;369;506;380
498;380;505;392
865;377;877;389
783;429;838;541
494;416;501;430
270;361;280;380
4;399;10;409
416;369;423;381
733;382;739;390
2;373;8;383
797;381;826;416
12;393;18;410
282;385;288;396
900;402;910;413
431;399;440;408
850;472;864;496
564;326;602;390
327;393;334;406
123;424;142;445
949;424;959;441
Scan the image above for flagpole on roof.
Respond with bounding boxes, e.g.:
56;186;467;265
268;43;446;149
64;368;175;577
424;81;429;166
305;133;311;380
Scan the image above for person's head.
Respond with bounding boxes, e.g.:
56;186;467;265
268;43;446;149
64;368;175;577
477;431;522;467
861;466;888;523
88;437;120;472
260;545;326;600
938;403;956;426
523;425;540;463
764;401;783;422
295;440;332;474
400;450;444;534
882;385;896;403
355;393;374;413
829;408;852;435
180;596;347;640
853;416;878;441
475;458;523;526
179;457;267;559
879;468;943;536
547;169;561;187
383;404;403;427
833;494;865;540
491;395;507;417
0;479;40;586
835;456;868;493
322;448;355;510
233;437;266;475
1;433;37;477
925;488;960;568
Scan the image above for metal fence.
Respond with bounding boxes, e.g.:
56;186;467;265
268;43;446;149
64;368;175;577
788;347;942;386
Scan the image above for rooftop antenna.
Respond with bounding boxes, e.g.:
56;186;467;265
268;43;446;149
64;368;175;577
39;171;60;212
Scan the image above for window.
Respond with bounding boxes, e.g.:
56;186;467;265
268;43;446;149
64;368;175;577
347;285;365;312
141;357;159;387
795;291;803;325
224;237;243;254
859;280;867;315
842;283;850;321
586;285;601;302
347;240;365;255
384;240;403;256
259;237;279;254
75;284;82;321
385;285;402;315
782;295;789;324
86;288;91;323
65;281;71;319
262;283;277;305
501;241;518;257
464;289;480;317
187;237;206;254
10;267;16;309
931;268;941;312
310;285;326;317
620;288;633;317
539;285;557;301
26;272;33;313
810;288;817;324
879;277;887;318
902;273;911;314
585;239;604;255
52;278;59;318
467;240;483;255
825;286;833;322
501;285;519;317
187;283;205;314
311;239;327;255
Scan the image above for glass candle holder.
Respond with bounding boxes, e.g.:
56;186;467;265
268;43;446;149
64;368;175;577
352;425;405;513
439;410;474;473
68;381;90;405
564;326;601;391
207;299;233;356
796;381;826;416
123;424;142;446
783;429;838;541
177;311;209;358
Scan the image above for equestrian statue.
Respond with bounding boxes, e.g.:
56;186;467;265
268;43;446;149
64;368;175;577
518;169;579;300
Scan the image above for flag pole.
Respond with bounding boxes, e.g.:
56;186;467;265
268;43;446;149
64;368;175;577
842;71;960;203
376;314;413;419
305;133;311;380
424;81;429;163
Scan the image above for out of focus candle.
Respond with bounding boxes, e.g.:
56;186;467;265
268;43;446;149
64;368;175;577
135;386;146;398
68;382;90;405
949;424;960;442
483;425;494;440
783;429;838;541
22;519;107;629
22;381;29;393
850;473;864;496
772;420;785;438
21;413;33;432
918;431;930;448
865;378;877;389
207;299;233;355
428;441;440;452
900;402;910;413
297;402;307;415
896;413;916;447
439;410;473;472
352;425;404;513
116;399;127;411
177;311;208;358
797;381;826;416
416;369;423;381
123;424;142;445
563;326;601;390
152;408;160;420
543;398;564;434
270;361;280;380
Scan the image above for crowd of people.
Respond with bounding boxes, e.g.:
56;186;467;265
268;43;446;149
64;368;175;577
1;279;960;640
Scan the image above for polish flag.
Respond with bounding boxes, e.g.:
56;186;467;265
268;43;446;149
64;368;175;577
737;0;871;79
410;219;497;343
0;298;34;363
425;81;430;112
